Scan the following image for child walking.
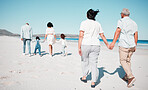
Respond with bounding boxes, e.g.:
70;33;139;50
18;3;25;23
59;34;67;56
34;36;43;57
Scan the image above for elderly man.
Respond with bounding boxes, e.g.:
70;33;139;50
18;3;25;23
21;23;33;56
109;8;138;88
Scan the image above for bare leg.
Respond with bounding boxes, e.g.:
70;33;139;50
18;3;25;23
49;45;52;55
91;82;95;85
82;76;87;80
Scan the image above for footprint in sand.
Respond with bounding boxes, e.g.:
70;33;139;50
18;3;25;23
18;61;30;65
9;70;22;74
1;81;14;86
1;81;21;86
18;63;23;65
27;70;35;73
0;76;10;80
61;72;64;75
9;70;16;73
60;72;74;75
31;75;39;79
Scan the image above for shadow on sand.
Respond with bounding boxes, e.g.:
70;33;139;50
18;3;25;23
53;52;72;56
35;51;49;56
96;66;126;86
85;66;125;87
33;51;72;57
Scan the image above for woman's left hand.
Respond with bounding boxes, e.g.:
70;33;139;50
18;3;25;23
79;48;82;56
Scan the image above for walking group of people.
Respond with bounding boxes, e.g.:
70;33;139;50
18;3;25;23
21;22;67;57
78;8;138;88
21;8;138;88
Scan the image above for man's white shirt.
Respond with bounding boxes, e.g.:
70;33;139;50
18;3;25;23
117;17;138;48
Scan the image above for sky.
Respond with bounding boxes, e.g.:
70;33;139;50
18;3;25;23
0;0;148;40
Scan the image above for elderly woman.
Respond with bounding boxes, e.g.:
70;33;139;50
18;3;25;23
44;22;56;57
78;9;109;88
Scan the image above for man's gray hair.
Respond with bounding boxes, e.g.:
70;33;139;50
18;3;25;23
121;8;130;15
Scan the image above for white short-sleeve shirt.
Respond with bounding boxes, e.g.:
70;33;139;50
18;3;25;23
80;19;104;45
45;27;55;45
59;39;67;46
117;17;138;48
46;28;55;35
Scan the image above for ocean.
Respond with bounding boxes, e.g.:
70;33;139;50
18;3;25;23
39;37;148;49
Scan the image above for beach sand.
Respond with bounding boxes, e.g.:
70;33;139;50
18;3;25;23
0;36;148;90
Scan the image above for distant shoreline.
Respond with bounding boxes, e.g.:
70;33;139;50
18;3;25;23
1;35;148;49
1;35;148;44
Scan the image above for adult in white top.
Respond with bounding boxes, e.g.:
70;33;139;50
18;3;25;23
44;22;56;57
117;17;138;48
46;27;55;45
109;8;138;88
21;23;33;56
80;19;104;45
78;9;109;88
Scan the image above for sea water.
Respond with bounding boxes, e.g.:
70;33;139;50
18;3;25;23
39;37;148;49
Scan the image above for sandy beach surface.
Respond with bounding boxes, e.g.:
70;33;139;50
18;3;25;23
0;36;148;90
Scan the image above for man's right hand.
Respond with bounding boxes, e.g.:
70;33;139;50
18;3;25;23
134;47;136;52
21;38;23;41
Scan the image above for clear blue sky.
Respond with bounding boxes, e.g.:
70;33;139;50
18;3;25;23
0;0;148;40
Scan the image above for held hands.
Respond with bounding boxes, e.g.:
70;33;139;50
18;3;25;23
109;42;115;50
106;42;115;50
107;44;110;49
